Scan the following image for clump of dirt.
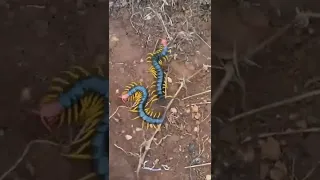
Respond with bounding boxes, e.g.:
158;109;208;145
213;0;320;180
109;0;211;179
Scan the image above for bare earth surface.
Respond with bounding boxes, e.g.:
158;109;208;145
109;3;211;180
0;1;107;180
213;0;320;180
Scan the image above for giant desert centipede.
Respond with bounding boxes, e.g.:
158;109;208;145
146;39;169;100
39;66;108;180
120;81;164;129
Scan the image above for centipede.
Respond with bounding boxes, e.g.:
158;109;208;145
146;39;170;100
120;81;164;129
38;66;108;180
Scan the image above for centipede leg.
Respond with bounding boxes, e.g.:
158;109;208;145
131;116;140;121
71;66;90;76
52;77;70;85
129;108;138;113
148;67;157;78
155;124;161;131
41;94;59;103
61;71;79;79
142;121;150;129
77;173;96;180
97;66;104;76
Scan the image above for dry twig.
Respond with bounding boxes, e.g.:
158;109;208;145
0;140;60;180
212;19;295;107
184;162;211;169
301;161;320;180
242;127;320;143
109;105;128;119
229;89;320;122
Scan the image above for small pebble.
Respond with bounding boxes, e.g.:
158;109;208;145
206;174;211;180
167;77;173;83
115;89;119;94
194;127;199;132
191;105;199;113
135;127;142;132
125;135;132;140
170;107;177;114
194;113;201;120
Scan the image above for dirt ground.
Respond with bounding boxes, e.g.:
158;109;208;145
109;1;211;180
0;1;108;180
213;0;320;180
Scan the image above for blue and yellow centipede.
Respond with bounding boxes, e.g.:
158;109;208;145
122;81;164;129
41;66;108;180
146;44;169;100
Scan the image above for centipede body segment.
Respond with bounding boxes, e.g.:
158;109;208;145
122;81;164;129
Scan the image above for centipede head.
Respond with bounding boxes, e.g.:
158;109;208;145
119;94;129;103
160;39;167;46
